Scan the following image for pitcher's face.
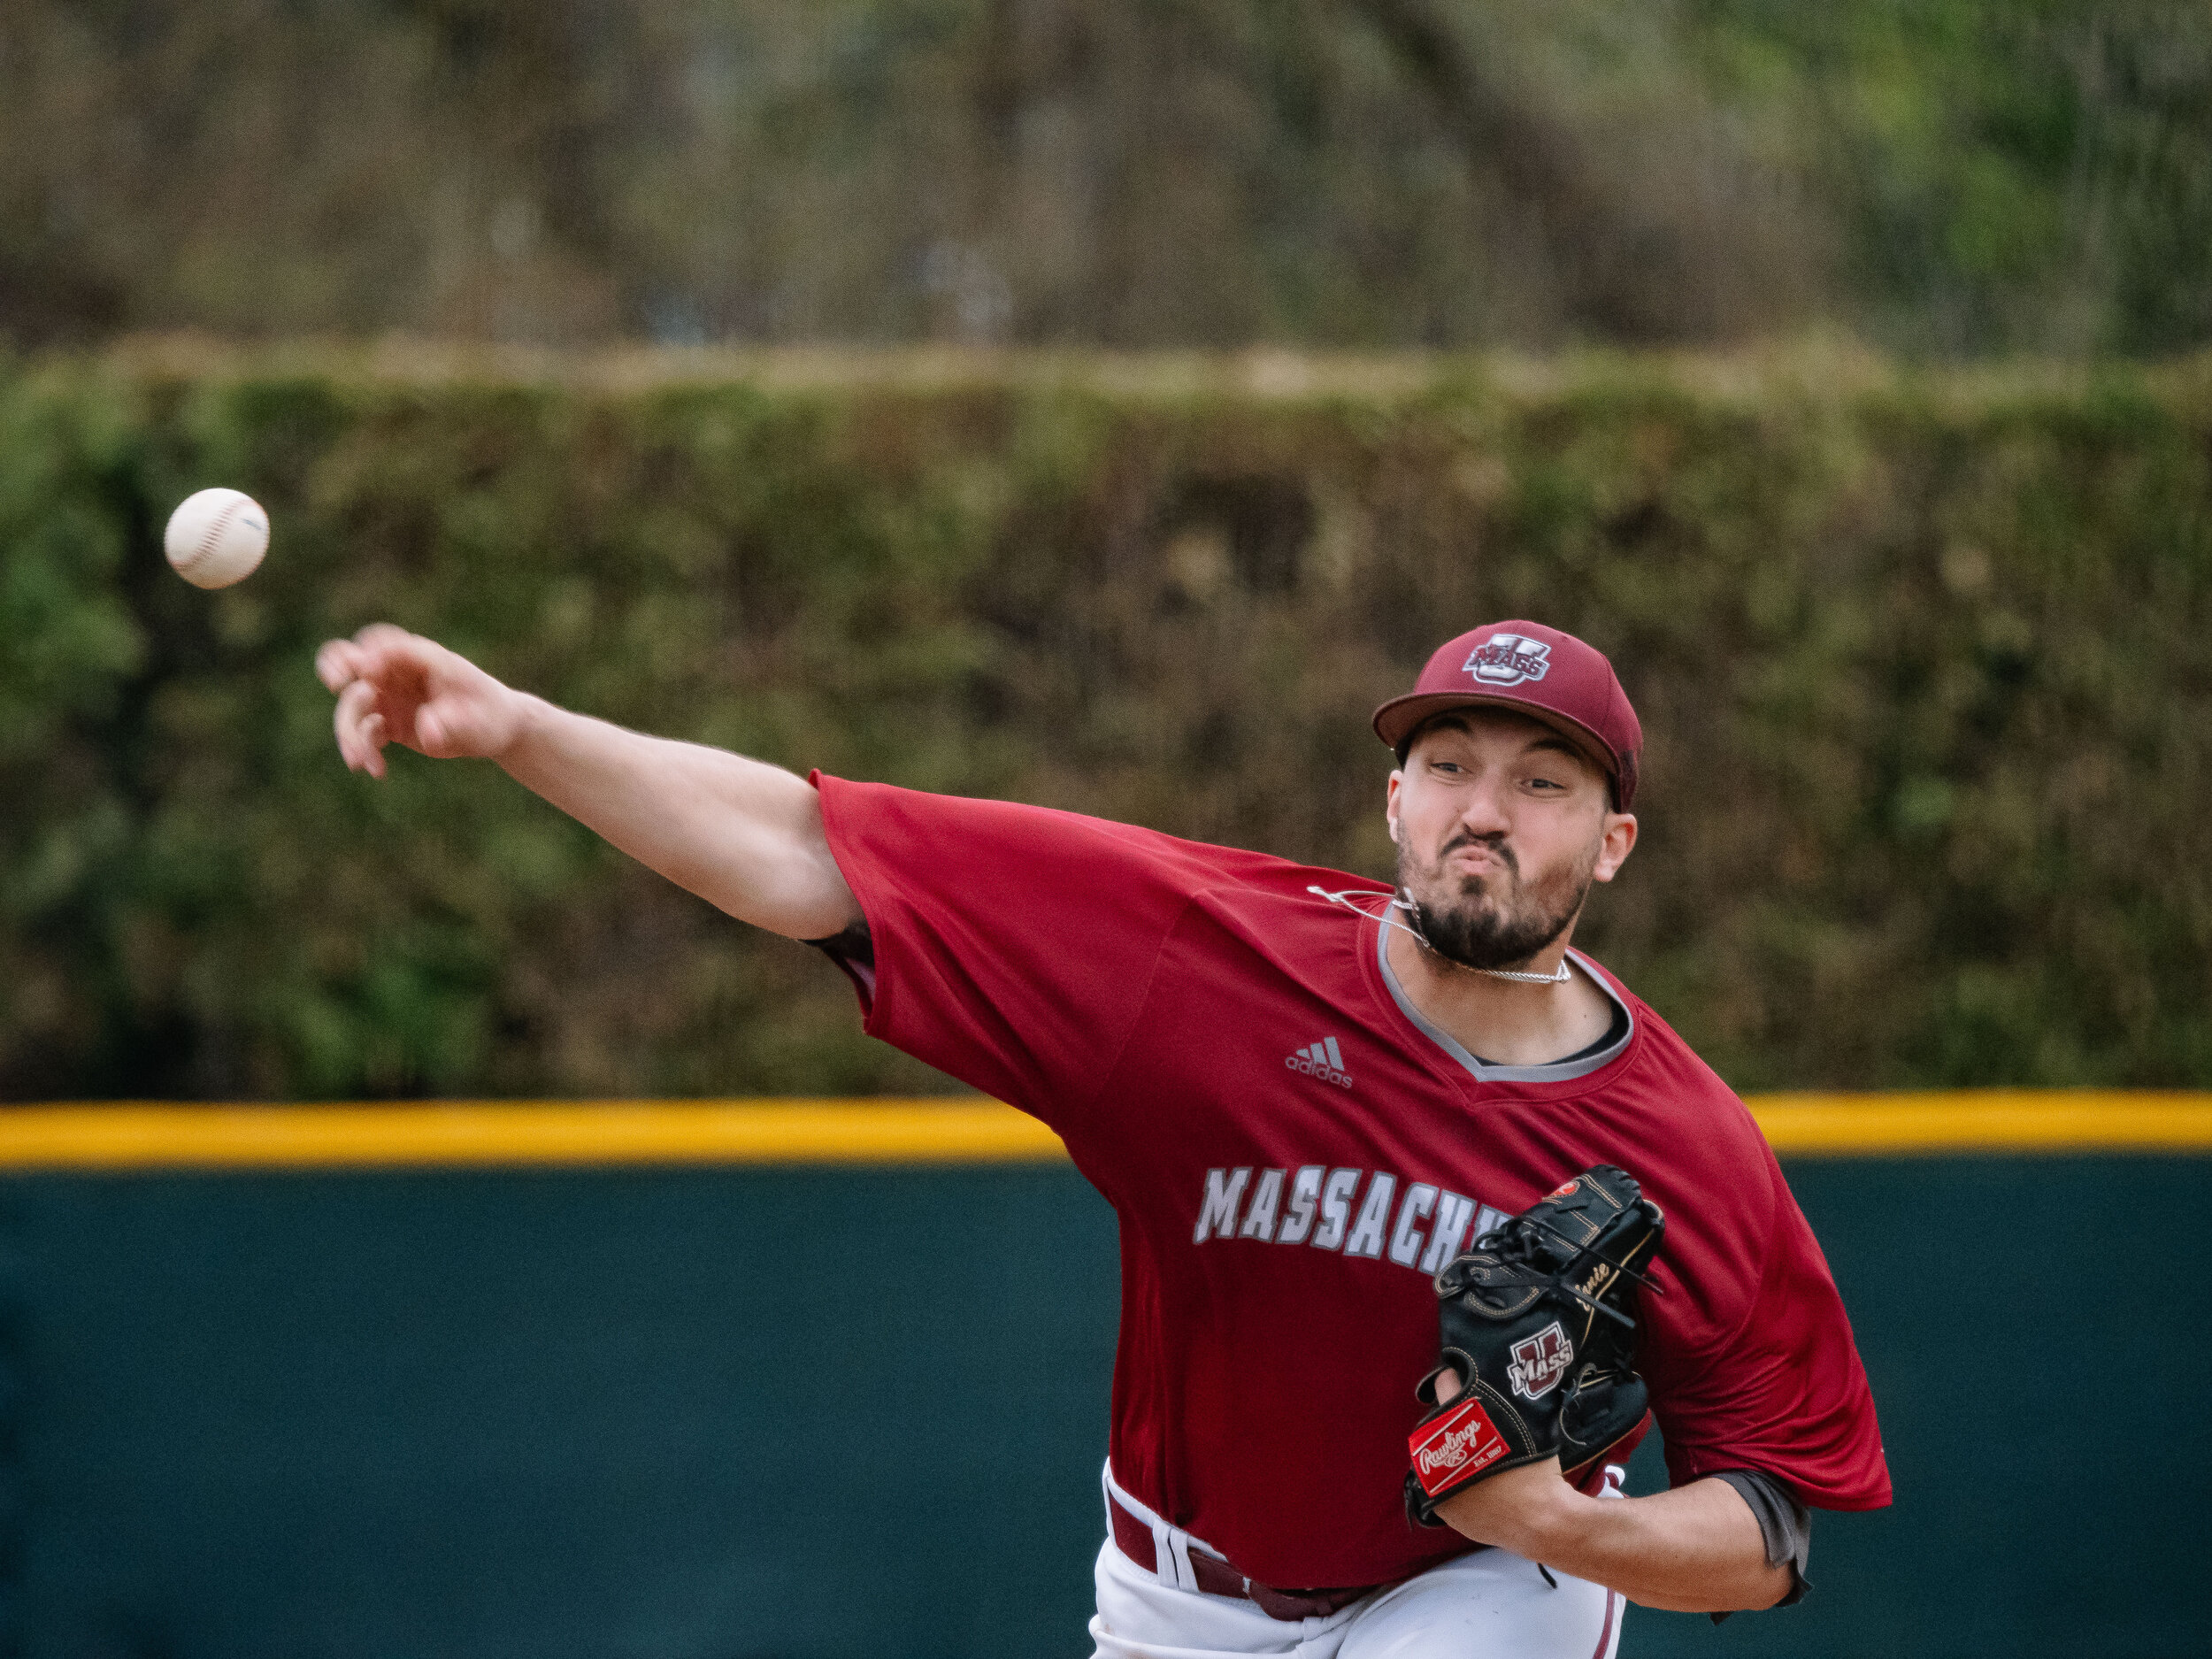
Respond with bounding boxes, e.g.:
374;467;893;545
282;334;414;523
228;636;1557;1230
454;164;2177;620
1386;710;1635;971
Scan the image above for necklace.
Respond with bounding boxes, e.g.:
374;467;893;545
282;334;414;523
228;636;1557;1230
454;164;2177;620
1440;955;1572;985
1305;887;1574;985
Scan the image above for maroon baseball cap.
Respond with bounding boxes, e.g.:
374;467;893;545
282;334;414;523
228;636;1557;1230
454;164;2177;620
1371;621;1644;809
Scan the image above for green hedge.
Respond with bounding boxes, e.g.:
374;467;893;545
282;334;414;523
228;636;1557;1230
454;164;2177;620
4;344;2208;1100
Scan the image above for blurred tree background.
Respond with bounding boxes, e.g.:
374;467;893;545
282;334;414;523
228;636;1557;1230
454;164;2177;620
4;0;2210;357
4;350;2209;1100
4;1;2210;1102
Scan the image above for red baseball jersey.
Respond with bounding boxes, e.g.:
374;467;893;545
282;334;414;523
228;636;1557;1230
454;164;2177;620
814;778;1891;1591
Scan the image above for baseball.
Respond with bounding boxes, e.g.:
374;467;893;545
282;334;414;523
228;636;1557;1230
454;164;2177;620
164;488;270;589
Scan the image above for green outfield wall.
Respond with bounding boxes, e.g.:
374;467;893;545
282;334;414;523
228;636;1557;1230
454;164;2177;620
4;345;2210;1103
0;1104;2202;1659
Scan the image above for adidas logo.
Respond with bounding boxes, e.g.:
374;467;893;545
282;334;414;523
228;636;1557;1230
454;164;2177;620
1286;1036;1354;1089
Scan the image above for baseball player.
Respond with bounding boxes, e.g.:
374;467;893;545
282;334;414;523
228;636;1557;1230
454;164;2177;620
319;616;1888;1656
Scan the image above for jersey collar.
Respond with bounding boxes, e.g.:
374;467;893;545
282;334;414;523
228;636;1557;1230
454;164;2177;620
1372;924;1633;1085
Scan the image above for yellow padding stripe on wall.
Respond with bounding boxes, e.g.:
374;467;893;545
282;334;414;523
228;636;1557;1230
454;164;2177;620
1749;1093;2212;1156
0;1092;2205;1170
0;1102;1065;1171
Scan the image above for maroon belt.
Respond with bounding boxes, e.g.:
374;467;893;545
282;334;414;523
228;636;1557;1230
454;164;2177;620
1107;1486;1386;1622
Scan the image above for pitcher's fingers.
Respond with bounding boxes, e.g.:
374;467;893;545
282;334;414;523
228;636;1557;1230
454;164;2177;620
325;622;418;684
354;708;391;779
338;624;427;693
334;679;381;772
315;639;362;693
351;622;421;673
365;717;390;777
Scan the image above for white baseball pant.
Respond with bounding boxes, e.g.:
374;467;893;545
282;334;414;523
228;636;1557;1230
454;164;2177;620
1090;1462;1627;1659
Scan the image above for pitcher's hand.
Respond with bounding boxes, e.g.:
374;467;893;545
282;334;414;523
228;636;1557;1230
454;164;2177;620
317;625;528;777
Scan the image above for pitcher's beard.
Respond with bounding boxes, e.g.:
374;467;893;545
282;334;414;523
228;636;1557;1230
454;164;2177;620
1396;840;1594;972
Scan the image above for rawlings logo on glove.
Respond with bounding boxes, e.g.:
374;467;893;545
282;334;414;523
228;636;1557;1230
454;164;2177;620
1403;1164;1665;1527
1409;1396;1511;1495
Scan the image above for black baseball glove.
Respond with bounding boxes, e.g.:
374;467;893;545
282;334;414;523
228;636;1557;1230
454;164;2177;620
1404;1164;1665;1527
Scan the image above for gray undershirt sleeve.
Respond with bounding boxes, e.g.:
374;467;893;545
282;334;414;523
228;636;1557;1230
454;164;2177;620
1708;1469;1811;1623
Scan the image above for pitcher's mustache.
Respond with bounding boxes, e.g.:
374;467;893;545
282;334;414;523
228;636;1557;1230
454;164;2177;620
1439;831;1517;878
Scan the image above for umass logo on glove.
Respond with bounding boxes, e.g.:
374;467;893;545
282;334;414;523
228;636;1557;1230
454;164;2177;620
1508;1322;1572;1401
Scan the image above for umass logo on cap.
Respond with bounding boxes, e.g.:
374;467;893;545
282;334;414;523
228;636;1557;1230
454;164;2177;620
1463;632;1553;687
